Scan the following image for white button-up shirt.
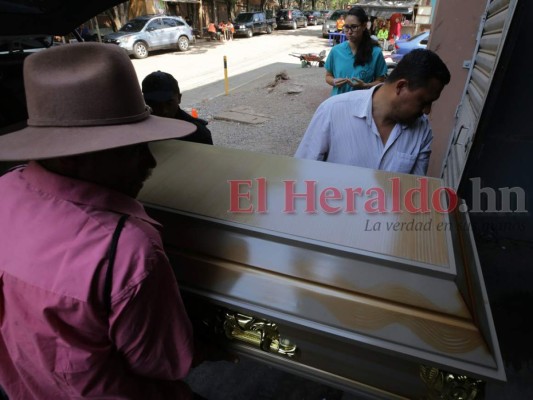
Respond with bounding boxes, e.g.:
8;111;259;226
295;86;432;176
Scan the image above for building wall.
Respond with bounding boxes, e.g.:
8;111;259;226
426;0;487;177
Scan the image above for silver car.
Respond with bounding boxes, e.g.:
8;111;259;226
322;9;347;38
103;15;193;59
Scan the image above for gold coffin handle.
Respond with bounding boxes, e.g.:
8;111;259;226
419;365;485;400
223;311;297;358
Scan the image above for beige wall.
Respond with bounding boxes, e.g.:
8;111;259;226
426;0;487;177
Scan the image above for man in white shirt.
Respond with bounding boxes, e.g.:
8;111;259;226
295;49;450;176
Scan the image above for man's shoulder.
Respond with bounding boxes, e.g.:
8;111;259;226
326;88;370;106
122;217;163;253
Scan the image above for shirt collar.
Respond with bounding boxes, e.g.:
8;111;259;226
352;84;410;131
341;41;353;54
351;84;381;122
22;161;161;227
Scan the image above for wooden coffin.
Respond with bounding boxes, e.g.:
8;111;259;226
139;141;505;399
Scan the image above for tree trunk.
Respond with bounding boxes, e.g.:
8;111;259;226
105;1;130;31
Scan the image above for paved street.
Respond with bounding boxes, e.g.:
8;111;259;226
131;25;331;107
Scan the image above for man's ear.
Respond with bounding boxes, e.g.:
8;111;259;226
395;79;409;95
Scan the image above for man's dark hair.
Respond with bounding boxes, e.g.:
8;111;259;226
142;71;180;105
387;48;451;89
347;6;380;67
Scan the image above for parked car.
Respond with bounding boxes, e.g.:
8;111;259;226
276;9;308;30
103;15;193;59
390;30;430;63
233;12;276;38
320;10;333;19
304;11;324;26
321;9;347;38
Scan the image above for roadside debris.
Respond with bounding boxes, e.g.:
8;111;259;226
266;71;290;91
214;106;270;125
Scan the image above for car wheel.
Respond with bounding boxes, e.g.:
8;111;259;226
133;41;148;59
177;36;190;51
303;20;308;28
246;29;253;38
292;21;297;30
266;25;272;34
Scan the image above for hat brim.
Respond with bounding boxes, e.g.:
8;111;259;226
0;115;197;161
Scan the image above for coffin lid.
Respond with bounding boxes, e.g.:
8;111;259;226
139;141;505;383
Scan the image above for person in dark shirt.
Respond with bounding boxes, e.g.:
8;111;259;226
142;71;214;145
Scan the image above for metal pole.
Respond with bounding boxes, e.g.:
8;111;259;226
223;55;229;95
198;0;204;38
93;17;102;42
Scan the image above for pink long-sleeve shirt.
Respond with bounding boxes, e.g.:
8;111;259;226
0;162;194;399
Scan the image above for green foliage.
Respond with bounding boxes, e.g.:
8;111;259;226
291;0;361;12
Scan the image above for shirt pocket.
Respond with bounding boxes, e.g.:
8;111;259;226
359;66;373;82
392;152;417;174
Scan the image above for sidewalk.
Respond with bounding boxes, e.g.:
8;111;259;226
190;64;329;157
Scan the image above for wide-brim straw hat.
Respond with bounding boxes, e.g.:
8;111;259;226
0;42;196;161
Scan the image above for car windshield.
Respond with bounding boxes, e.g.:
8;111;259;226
0;35;53;53
119;19;146;32
329;11;346;20
408;31;429;41
234;14;253;23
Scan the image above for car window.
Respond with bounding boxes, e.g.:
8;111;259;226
163;18;177;28
146;19;163;31
176;20;185;26
119;19;146;33
235;13;253;23
329;11;346;20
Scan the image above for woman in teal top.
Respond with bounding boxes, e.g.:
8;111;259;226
325;6;388;96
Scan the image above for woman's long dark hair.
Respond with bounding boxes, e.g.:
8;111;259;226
348;6;380;67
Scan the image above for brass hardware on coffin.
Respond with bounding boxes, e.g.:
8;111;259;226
223;311;297;358
419;365;485;400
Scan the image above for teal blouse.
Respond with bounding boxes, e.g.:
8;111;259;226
325;42;387;96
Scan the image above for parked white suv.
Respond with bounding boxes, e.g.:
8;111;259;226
103;15;193;59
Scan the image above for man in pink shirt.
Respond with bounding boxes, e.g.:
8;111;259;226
0;43;201;398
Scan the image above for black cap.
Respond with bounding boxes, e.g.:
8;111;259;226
142;71;180;103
